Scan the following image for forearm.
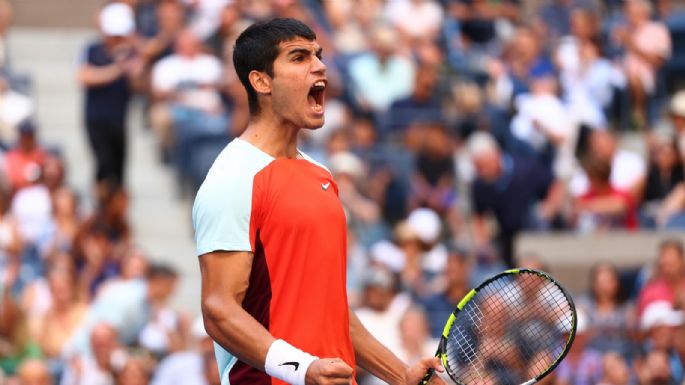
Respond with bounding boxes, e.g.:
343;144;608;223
202;295;275;370
350;310;407;385
77;64;123;87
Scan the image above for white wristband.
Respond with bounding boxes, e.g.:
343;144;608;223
264;339;319;385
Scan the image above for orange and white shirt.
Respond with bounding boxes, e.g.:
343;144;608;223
192;138;355;385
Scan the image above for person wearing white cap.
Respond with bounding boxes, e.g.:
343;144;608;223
77;2;143;193
639;300;685;384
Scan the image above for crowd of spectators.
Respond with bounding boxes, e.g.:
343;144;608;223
2;0;685;384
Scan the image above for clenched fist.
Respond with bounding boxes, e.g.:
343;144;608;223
305;357;354;385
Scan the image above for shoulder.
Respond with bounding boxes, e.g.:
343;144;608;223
195;139;274;196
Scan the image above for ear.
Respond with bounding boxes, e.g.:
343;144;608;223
248;70;272;95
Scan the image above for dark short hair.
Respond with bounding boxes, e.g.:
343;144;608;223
233;18;316;115
147;262;178;280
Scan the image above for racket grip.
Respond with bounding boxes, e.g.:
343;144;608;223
418;368;435;385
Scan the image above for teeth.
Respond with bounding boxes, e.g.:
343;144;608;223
314;81;325;88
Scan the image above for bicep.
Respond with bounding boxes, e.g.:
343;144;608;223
200;250;254;305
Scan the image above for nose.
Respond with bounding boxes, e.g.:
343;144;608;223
312;55;326;75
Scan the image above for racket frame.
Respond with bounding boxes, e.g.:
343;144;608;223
419;268;577;385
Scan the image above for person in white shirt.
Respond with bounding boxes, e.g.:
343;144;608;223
149;29;227;156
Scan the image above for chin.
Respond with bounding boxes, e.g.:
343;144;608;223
302;117;325;130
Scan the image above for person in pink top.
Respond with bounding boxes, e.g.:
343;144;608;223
638;239;685;316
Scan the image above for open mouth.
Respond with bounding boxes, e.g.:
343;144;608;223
308;80;326;114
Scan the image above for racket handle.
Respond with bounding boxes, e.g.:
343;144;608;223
418;368;434;385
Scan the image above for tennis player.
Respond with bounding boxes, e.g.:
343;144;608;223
192;18;445;385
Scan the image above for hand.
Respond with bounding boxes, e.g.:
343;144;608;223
305;358;354;385
404;357;446;385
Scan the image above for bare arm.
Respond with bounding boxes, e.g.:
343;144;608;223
76;63;125;88
200;250;354;384
349;311;406;384
200;250;275;369
350;311;444;385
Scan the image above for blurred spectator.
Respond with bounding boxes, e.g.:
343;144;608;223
420;246;471;338
577;263;635;354
149;29;227;162
385;64;442;138
488;26;554;104
573;156;638;231
348;24;415;113
205;2;242;57
17;359;53;385
150;317;216;385
598;351;632;385
0;0;11;69
570;130;646;200
410;123;458;220
670;90;685;138
77;2;143;191
0;78;33;149
0;270;41;377
556;309;604;385
186;0;232;41
638;301;684;384
396;208;448;297
613;0;672;129
4;121;47;193
328;151;384;246
635;349;672;385
468;132;564;267
65;263;178;356
397;306;434;365
384;0;443;43
46;187;80;256
29;265;88;366
638;239;685;316
61;323;127;385
642;133;685;228
557;9;625;130
355;266;410;385
138;0;185;66
114;357;152;385
509;69;575;176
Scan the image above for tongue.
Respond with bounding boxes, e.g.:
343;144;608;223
308;94;316;106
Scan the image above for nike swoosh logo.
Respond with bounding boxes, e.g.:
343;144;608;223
321;182;331;191
279;361;300;371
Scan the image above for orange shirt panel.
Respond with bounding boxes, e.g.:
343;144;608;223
251;159;356;384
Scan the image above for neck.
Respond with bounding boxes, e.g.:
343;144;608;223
240;113;301;158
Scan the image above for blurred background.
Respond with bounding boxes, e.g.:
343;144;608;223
2;0;685;384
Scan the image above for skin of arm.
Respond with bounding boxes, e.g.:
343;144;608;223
350;311;445;385
200;250;354;384
199;250;275;370
77;62;124;88
349;310;407;385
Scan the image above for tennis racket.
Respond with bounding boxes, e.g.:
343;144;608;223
419;268;576;385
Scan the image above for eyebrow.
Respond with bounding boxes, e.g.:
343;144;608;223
287;47;323;58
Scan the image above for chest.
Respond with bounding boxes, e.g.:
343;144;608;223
255;160;346;235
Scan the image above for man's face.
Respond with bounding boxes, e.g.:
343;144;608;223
269;37;327;130
473;151;502;182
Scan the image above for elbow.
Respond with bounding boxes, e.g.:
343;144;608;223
201;293;236;339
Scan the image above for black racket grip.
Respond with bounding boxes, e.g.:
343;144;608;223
418;368;435;385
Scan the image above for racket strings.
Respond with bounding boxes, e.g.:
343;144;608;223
444;272;574;385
